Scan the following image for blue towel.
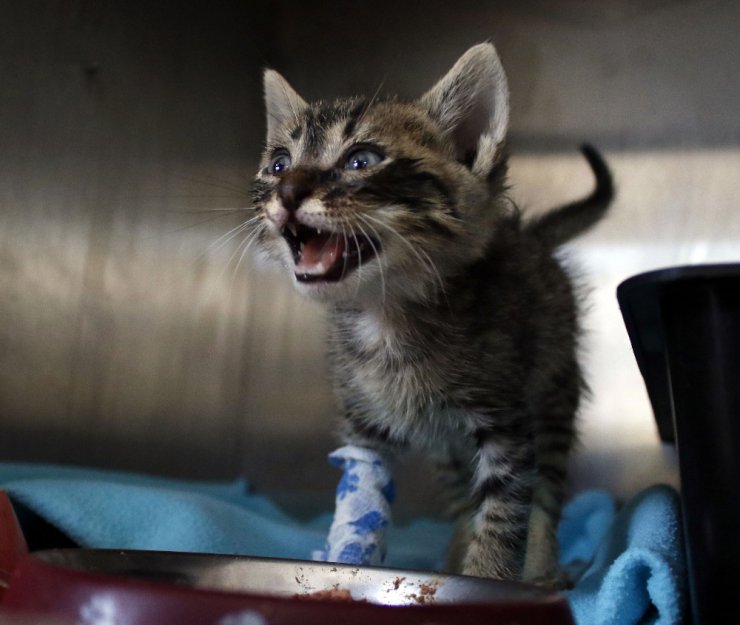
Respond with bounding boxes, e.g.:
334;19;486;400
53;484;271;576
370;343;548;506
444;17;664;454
0;463;685;624
561;485;686;625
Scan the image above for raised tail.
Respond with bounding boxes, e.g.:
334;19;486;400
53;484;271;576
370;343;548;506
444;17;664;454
525;144;614;247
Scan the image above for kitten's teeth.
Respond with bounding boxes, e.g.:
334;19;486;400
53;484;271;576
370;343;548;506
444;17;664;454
297;261;327;276
286;223;297;237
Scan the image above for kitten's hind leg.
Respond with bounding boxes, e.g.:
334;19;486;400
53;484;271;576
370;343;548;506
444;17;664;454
446;516;473;574
523;390;579;587
432;452;474;572
522;497;569;588
462;424;536;580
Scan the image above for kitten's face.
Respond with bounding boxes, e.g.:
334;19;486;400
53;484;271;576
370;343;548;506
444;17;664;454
252;44;510;304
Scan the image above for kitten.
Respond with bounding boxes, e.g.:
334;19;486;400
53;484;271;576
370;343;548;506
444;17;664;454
251;43;613;584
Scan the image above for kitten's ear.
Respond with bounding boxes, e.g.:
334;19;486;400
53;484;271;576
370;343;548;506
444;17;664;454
263;69;308;141
419;43;509;177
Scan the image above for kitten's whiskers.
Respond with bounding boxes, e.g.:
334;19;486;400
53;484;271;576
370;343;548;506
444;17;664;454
229;222;264;288
354;216;387;304
195;213;261;266
361;213;448;304
349;225;367;299
339;223;352;286
170;172;251;197
354;79;386;129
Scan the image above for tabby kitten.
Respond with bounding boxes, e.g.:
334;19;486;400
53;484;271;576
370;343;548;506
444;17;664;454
251;43;613;584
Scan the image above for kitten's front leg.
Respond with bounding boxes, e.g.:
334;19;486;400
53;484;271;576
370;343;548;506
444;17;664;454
319;444;395;566
462;426;535;580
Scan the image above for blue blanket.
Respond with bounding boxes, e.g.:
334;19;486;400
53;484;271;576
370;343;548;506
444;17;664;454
0;463;685;624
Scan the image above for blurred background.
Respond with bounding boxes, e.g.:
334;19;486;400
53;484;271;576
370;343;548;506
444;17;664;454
1;0;738;515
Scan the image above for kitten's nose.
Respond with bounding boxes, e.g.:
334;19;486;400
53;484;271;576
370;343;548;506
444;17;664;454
277;169;318;213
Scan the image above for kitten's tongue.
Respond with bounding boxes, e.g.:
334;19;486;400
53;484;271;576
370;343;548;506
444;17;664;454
296;232;345;275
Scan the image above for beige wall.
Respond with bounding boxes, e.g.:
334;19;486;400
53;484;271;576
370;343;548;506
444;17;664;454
2;1;738;511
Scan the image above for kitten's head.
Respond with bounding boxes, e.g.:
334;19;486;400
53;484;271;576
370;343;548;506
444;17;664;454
252;43;510;304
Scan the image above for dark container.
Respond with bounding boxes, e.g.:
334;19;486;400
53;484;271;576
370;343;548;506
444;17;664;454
617;264;740;625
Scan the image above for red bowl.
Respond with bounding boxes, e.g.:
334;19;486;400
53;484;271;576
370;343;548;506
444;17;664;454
0;492;574;625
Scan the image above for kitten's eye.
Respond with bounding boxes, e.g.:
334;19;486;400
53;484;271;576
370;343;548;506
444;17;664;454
344;147;384;171
269;151;292;175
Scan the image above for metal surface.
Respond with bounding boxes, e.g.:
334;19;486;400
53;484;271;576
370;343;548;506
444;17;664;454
37;549;550;606
5;0;740;505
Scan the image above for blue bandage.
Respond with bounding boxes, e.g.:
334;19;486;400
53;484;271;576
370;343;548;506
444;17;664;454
313;445;395;566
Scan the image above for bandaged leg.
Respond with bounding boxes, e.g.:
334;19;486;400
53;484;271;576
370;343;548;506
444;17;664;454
313;445;395;566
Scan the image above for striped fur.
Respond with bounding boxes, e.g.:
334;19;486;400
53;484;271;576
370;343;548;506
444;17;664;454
252;43;613;585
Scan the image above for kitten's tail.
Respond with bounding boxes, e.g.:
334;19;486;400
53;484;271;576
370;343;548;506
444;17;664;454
525;144;614;247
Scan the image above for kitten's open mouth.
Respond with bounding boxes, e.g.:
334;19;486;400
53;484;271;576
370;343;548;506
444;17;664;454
281;222;381;283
